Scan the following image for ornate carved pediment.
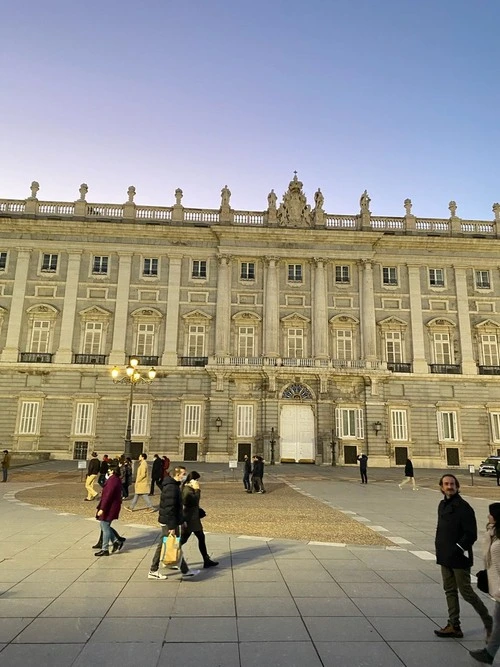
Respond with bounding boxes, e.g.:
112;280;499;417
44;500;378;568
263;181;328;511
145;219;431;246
182;309;212;321
476;319;500;330
277;173;312;228
79;305;111;318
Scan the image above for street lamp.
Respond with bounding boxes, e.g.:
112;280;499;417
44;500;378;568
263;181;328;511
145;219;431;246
111;357;156;459
269;427;276;465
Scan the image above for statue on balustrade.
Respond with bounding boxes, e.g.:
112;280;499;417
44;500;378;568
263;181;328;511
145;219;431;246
29;181;40;199
220;185;231;208
175;188;183;206
267;189;277;210
448;200;457;217
314;188;324;211
79;183;88;201
127;186;136;203
277;173;313;228
360;189;371;213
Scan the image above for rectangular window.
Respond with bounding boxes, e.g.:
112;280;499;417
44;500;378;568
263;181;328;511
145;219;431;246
335;407;364;439
41;253;58;272
476;270;491;289
238;326;255;357
382;266;398;286
184;404;201;437
240;262;255;280
385;332;403;363
336;330;353;360
429;268;445;287
437;411;458;441
0;252;7;270
30;320;50;353
335;265;350;284
287;328;304;358
19;401;39;435
391;409;408;441
192;260;207;279
482;334;499;366
75;402;94;436
288;264;302;282
188;325;205;357
433;332;452;364
490;413;500;443
83;322;103;354
143;258;158;277
131;403;148;437
92;256;108;275
237;405;254;438
136;323;155;356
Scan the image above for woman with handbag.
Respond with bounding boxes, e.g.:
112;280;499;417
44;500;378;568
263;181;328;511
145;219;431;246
470;502;500;664
181;471;218;568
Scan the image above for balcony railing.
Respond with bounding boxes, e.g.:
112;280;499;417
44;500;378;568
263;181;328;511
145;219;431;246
429;364;461;374
129;355;159;366
179;357;208;367
479;366;500;375
73;354;107;365
18;352;53;363
387;362;412;373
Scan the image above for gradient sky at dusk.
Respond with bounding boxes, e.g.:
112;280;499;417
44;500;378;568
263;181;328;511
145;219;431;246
1;0;499;219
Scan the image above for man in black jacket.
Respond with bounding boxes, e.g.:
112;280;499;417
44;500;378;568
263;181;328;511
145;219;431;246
148;466;200;580
84;452;100;501
243;454;252;493
149;454;164;496
97;454;109;487
434;474;493;639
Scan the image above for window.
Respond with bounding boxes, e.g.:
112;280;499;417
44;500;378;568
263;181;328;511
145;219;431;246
336;330;353;360
433;332;452;364
391;409;408;441
30;320;50;353
19;401;39;435
184;404;201;437
287;328;304;358
131;404;148;437
240;262;255;280
335;408;364;439
0;252;7;271
335;265;350;284
75;403;94;436
385;332;403;363
382;266;398;286
136;323;155;356
288;264;302;282
192;260;207;279
92;256;108;275
238;326;255;357
491;413;500;443
476;270;491;289
188;325;205;356
83;322;103;354
437;411;458;441
481;334;499;366
41;253;58;272
143;258;158;277
429;268;445;287
237;405;254;438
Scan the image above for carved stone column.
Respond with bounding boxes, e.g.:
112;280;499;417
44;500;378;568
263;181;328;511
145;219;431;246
407;265;428;373
263;257;280;358
55;251;82;363
359;260;376;361
108;253;133;365
215;255;232;356
313;258;328;359
161;256;182;366
1;248;31;362
454;266;477;374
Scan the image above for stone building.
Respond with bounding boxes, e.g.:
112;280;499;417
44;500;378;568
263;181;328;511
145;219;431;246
1;176;500;467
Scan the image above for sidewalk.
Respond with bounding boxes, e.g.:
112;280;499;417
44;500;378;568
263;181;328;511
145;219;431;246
0;477;494;667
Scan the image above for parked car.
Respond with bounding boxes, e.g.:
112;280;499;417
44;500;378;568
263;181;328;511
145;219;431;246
478;456;500;477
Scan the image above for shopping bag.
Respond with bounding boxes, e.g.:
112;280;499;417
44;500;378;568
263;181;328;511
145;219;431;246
476;569;489;594
161;533;181;566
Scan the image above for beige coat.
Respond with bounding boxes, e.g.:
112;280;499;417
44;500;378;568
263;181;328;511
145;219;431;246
1;453;11;469
483;526;500;600
134;459;149;494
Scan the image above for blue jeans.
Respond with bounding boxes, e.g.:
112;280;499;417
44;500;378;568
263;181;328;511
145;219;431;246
129;493;153;509
100;520;114;551
2;468;7;482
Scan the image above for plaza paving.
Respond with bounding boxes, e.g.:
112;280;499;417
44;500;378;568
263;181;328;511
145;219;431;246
0;463;498;666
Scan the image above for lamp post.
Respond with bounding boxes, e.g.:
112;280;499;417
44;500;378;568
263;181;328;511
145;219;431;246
269;427;276;465
111;357;156;459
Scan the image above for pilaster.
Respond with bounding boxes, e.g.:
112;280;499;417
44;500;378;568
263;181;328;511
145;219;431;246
161;257;182;366
1;248;31;362
54;251;82;363
108;253;133;365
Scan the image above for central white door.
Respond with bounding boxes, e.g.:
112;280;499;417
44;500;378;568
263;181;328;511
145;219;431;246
280;404;315;462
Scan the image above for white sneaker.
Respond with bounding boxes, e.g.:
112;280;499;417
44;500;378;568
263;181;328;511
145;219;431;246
398;484;402;489
148;570;168;580
182;569;200;578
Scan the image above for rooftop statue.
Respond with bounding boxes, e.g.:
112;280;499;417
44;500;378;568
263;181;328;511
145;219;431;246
221;185;231;208
277;173;313;228
360;189;371;213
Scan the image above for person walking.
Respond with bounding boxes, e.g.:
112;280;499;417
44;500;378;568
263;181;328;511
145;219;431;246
251;456;265;493
243;454;252;493
496;461;500;488
148;466;200;580
150;454;164;496
1;450;11;483
162;455;170;479
97;454;110;487
470;502;500;664
84;451;100;500
399;458;418;491
92;463;126;551
126;453;155;512
181;471;218;568
434;473;493;639
94;466;123;557
358;453;368;484
120;457;132;499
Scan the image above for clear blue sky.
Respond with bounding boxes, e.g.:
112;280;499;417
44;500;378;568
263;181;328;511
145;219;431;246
1;0;498;219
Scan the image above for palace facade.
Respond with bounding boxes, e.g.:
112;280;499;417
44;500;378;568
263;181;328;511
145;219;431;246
1;176;500;467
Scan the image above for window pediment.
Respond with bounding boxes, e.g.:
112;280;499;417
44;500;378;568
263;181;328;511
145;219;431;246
476;319;500;330
426;317;456;329
281;312;310;324
26;304;58;320
131;307;163;320
79;305;111;319
329;314;359;326
378;316;407;330
232;310;262;322
182;309;212;322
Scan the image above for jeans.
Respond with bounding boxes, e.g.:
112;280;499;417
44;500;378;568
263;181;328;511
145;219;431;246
252;476;264;492
243;473;250;491
2;468;7;482
400;476;417;489
100;520;114;551
129;493;153;509
360;470;367;483
440;565;491;627
486;600;500;658
122;482;129;498
150;526;189;574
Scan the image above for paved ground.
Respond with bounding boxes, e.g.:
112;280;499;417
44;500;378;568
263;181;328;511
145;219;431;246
0;463;498;666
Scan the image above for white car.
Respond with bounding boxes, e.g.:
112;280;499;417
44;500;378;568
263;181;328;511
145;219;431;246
478;457;500;477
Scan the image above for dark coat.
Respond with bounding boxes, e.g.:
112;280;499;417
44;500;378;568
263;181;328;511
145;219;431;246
87;457;100;476
404;460;414;477
182;483;203;532
358;455;368;472
158;475;182;529
152;457;163;481
252;460;264;478
243;459;252;475
435;493;477;568
96;474;122;522
120;462;132;484
99;459;109;475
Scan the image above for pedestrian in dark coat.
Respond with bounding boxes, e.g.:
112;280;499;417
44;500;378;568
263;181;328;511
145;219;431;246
162;456;170;479
181;471;218;568
358;454;368;484
243;454;252;492
434;473;492;639
95;467;123;557
251;456;265;493
399;458;418;490
496;461;500;487
120;457;132;498
150;454;164;495
98;454;110;487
